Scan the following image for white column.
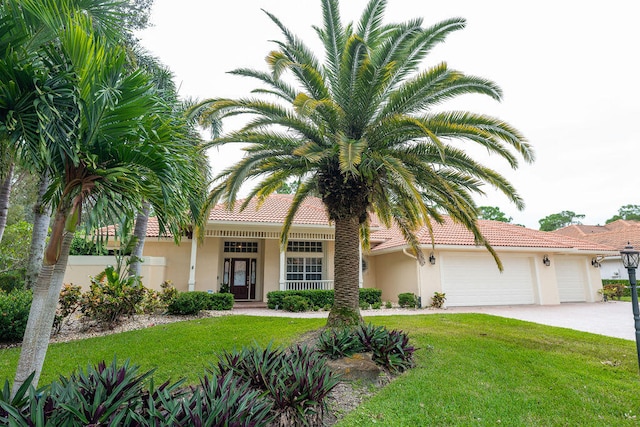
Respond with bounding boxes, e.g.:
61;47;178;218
188;238;197;291
359;243;363;288
279;246;286;290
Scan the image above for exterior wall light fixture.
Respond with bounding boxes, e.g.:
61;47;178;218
428;253;436;265
542;255;551;266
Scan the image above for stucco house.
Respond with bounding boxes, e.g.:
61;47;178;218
554;220;640;280
64;194;617;307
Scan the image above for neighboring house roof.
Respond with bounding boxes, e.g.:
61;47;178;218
554;220;640;251
134;195;617;254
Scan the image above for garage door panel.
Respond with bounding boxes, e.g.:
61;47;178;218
555;258;587;302
442;256;535;306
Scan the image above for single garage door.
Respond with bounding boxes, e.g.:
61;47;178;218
441;255;536;306
555;257;587;302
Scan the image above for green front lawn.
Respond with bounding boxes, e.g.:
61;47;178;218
1;313;639;426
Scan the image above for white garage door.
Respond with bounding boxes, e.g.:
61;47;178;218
555;257;587;302
441;255;536;306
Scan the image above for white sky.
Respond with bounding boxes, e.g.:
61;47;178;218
135;0;640;230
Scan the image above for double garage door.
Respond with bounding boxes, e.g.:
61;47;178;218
441;255;588;306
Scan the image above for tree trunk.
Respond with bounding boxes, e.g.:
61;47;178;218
25;172;51;289
128;200;150;278
0;162;14;243
12;213;74;396
327;217;363;327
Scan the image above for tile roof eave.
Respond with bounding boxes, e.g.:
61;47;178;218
206;220;333;229
369;242;619;257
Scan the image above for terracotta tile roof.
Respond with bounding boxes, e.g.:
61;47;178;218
370;217;617;253
554;220;640;251
98;219;173;238
208;194;331;226
131;195;616;253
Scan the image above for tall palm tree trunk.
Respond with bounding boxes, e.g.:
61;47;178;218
327;217;363;327
128;200;150;278
12;212;74;396
25;172;51;288
0;162;14;243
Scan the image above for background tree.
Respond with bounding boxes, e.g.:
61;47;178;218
538;210;585;231
606;204;640;223
196;0;533;327
478;206;512;223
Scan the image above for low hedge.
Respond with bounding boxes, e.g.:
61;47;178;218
266;288;382;310
167;291;234;315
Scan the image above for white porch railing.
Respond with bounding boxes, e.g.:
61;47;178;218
284;280;334;291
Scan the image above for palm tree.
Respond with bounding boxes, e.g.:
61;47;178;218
195;0;534;327
127;51;211;278
12;9;208;393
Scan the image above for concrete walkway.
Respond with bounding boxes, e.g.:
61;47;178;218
231;301;636;341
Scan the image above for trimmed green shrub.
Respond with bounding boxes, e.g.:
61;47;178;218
167;291;209;315
359;288;382;305
205;292;234;311
166;291;234;315
282;295;309;312
267;289;334;309
398;292;419;308
0;271;24;293
0;289;32;342
267;288;382;310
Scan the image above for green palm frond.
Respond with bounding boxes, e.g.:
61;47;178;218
318;0;345;87
230;68;298;102
356;0;387;44
337;134;366;175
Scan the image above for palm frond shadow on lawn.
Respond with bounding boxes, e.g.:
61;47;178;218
1;314;640;426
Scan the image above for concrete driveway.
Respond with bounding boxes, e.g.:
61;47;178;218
448;301;635;341
232;301;635;341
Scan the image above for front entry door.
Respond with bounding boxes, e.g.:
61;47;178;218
230;258;250;300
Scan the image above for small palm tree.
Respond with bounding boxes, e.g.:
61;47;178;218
196;0;534;327
12;8;208;393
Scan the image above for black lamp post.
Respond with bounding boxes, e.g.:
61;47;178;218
620;244;640;372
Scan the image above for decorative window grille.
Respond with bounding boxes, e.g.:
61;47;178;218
286;241;322;253
223;241;258;253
